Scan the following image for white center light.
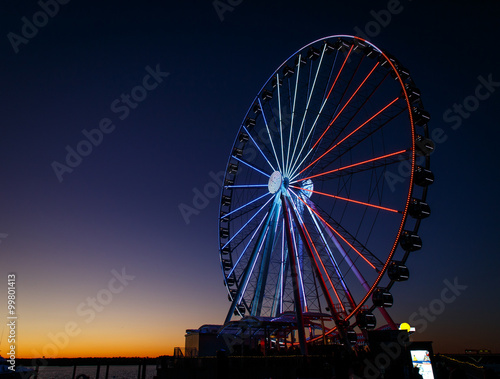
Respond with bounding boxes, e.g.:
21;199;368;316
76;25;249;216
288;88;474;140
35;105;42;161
268;171;282;194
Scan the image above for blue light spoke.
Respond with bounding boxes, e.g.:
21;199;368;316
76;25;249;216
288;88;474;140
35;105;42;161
276;73;285;176
243;125;276;172
258;98;282;173
287;44;327;178
221;195;274;250
232;155;271;178
227;208;271;278
285;54;302;176
238;233;267;304
224;184;268;189
221;192;271;220
288;205;307;309
288;50;342;179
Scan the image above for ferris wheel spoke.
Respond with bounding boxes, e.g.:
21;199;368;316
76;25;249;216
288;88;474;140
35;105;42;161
285;54;303;178
224;184;268;190
305;203;357;310
290;185;401;214
252;199;282;316
289;212;308;310
258;98;282;173
232;156;271;178
221;192;271;227
298;70;391;178
286;45;327;177
226;209;271;278
275;73;286;176
297;196;383;271
293;149;409;184
297;108;409;181
320;48;339;104
324;45;354;105
270;221;286;316
277;220;288;315
237;231;267;307
224;196;281;323
287;191;347;313
331;69;390;137
295;97;399;178
315;61;381;151
284;194;352;340
228;225;268;307
304;198;375;302
220;195;274;250
319;211;384;272
289;188;357;311
285;46;349;180
288;61;381;179
242;125;276;172
312;206;398;330
281;197;308;354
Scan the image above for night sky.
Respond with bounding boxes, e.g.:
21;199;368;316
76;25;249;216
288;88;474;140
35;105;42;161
1;0;499;358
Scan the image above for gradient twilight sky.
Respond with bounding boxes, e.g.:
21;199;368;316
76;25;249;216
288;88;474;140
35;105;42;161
1;0;499;358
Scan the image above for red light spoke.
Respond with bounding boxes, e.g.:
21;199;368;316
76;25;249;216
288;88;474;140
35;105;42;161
291;186;400;214
309;61;381;156
325;45;353;102
300;96;398;176
296;197;377;270
307;46;354;154
297;149;408;182
299;215;345;312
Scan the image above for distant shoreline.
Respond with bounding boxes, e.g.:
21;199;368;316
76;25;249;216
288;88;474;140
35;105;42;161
13;357;159;367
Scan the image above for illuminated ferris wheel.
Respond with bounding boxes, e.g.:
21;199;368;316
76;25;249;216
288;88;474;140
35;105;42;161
217;35;433;347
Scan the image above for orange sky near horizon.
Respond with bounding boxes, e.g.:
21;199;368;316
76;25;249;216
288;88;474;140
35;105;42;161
1;258;230;359
4;261;497;359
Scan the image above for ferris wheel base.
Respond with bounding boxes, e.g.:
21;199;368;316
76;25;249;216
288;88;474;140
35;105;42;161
160;324;436;378
181;316;416;357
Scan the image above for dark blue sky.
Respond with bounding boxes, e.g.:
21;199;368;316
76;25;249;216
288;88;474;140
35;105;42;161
1;0;499;356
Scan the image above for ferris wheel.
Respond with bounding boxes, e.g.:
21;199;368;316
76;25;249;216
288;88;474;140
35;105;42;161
217;35;433;347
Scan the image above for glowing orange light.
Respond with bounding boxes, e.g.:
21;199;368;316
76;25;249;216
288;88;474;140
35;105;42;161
298;149;408;182
324;45;354;102
300;96;398;176
297;210;345;312
310;62;381;154
291;186;400;214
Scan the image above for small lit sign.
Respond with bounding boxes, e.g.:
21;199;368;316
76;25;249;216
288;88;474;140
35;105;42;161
399;322;416;332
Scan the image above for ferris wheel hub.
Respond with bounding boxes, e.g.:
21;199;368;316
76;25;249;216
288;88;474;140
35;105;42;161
268;171;282;194
283;177;290;189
